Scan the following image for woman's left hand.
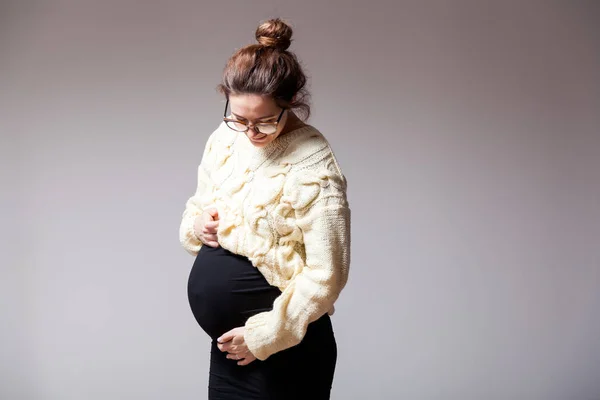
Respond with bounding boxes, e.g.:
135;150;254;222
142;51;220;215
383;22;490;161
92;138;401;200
217;327;257;366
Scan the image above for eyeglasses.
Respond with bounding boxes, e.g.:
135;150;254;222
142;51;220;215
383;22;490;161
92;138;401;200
223;99;285;135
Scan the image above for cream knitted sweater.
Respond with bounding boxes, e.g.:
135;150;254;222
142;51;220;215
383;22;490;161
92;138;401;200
179;122;350;361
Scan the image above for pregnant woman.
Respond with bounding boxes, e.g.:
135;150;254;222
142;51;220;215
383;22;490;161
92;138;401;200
179;18;351;400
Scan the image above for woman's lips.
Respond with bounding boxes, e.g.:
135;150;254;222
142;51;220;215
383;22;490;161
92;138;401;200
249;134;267;142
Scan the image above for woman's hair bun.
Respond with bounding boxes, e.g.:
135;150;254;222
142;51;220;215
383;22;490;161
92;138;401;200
255;18;293;51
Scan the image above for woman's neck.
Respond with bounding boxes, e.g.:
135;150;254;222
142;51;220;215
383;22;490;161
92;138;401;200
280;112;307;136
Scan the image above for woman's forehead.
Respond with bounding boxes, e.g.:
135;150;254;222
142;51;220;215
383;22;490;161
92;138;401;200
229;94;277;118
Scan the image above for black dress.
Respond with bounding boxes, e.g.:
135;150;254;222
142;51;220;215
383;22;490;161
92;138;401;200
187;245;337;400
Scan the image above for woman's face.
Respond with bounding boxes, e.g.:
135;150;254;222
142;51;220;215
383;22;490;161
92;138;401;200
227;93;288;148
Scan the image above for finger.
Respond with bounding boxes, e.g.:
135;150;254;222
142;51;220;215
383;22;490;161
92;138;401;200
203;227;217;235
227;345;239;353
205;221;219;231
202;228;217;236
231;335;243;345
218;330;235;344
204;234;218;242
217;341;233;352
238;355;256;366
206;208;219;220
219;343;232;352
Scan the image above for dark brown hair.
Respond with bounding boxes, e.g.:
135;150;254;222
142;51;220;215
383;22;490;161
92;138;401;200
217;18;310;119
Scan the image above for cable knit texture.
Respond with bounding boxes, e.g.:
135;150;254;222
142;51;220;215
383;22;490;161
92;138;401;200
179;122;350;361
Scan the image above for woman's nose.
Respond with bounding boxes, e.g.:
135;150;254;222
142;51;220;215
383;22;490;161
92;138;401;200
247;125;259;136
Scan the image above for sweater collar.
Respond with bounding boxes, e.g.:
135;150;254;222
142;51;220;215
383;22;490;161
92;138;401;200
235;125;316;169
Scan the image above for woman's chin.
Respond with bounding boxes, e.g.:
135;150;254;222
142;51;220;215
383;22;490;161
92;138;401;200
247;136;270;147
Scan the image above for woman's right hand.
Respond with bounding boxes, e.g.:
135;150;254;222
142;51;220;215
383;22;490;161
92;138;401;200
193;208;220;248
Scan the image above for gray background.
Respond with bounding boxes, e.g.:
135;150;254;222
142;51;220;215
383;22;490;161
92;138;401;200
2;1;599;399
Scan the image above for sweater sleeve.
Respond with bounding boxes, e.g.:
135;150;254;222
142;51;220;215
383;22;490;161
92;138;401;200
179;131;217;256
243;162;351;360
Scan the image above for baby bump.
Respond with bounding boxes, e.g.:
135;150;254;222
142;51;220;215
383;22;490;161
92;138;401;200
187;245;281;339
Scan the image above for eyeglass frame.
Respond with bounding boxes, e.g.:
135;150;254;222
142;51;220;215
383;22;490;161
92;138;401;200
222;99;286;135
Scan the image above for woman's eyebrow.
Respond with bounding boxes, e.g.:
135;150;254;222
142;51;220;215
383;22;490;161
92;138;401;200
232;112;277;121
